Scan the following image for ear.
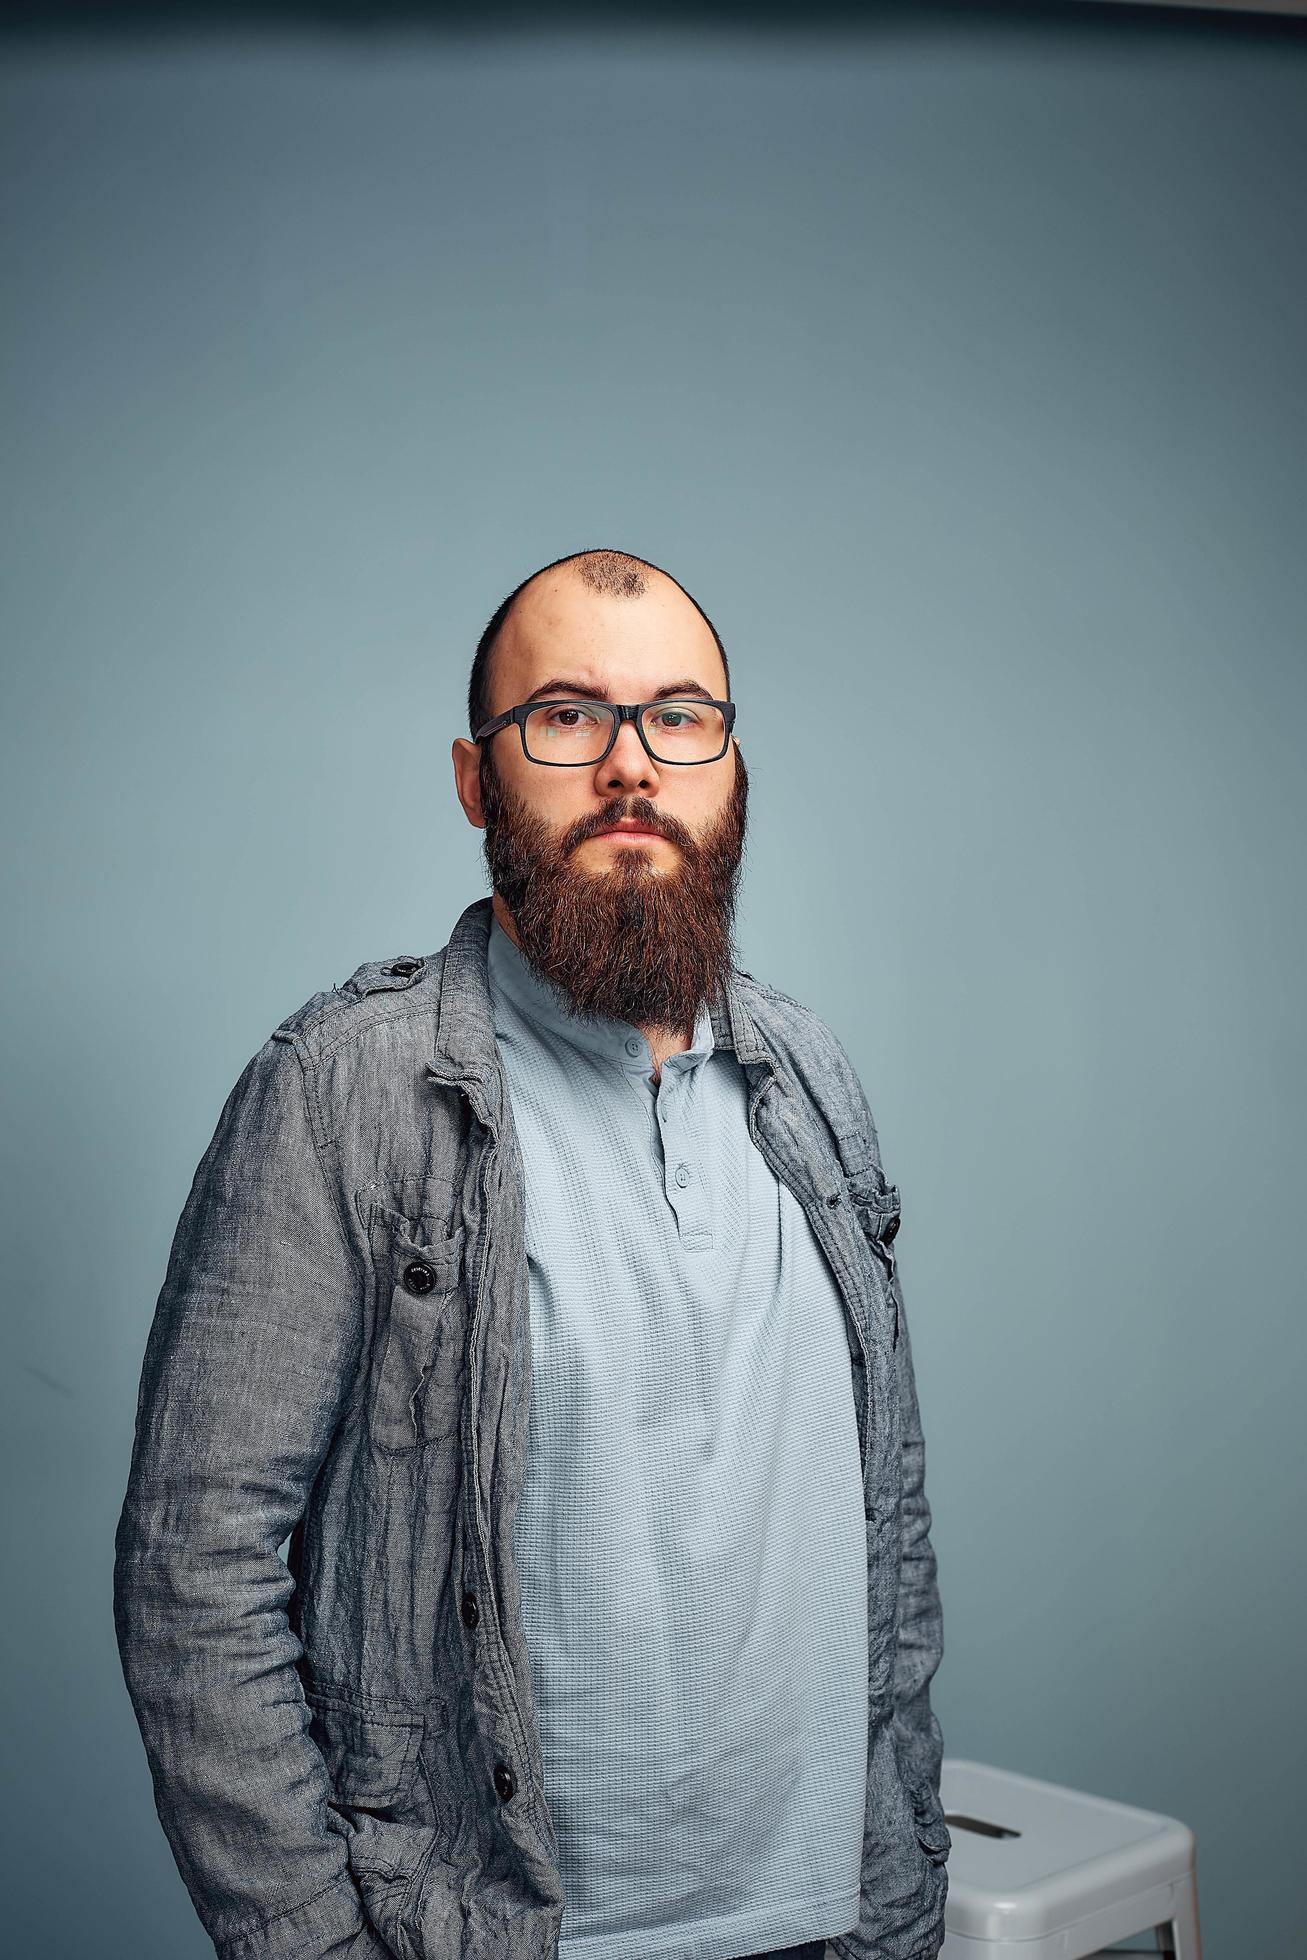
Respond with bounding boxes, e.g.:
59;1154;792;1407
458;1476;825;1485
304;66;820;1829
451;738;486;830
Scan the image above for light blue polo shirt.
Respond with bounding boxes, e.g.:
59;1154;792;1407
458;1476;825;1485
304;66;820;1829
487;914;868;1960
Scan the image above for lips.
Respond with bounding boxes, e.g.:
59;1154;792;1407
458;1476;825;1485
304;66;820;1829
595;825;662;839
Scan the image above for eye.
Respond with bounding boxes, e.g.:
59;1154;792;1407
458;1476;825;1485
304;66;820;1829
650;703;706;730
545;702;605;727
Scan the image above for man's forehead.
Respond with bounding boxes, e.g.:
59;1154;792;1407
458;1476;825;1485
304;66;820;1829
510;567;676;635
498;574;720;688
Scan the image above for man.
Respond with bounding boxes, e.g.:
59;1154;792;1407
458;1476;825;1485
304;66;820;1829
114;549;949;1960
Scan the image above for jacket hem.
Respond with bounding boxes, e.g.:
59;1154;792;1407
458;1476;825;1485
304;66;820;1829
829;1931;945;1960
215;1872;385;1960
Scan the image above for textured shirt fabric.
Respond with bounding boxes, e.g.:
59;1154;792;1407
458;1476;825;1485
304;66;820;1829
486;914;869;1960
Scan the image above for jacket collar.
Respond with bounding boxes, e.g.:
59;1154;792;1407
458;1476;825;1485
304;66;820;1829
426;895;775;1121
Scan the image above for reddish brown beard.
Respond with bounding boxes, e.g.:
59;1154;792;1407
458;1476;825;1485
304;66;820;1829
478;747;750;1042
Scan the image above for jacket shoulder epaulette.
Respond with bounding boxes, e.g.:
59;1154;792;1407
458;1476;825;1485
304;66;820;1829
271;950;444;1046
337;953;434;999
734;965;839;1056
734;967;812;1018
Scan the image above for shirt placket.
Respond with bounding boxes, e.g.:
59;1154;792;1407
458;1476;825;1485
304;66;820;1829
651;1056;714;1253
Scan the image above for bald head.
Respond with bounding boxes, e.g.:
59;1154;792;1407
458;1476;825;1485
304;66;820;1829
468;548;730;740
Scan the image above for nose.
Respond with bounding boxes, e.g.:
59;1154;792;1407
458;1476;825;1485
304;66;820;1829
596;716;659;793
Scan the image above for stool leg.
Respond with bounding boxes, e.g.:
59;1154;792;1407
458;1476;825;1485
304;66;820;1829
1158;1885;1202;1960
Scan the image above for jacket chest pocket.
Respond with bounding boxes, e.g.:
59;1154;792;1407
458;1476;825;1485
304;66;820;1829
363;1195;468;1455
843;1166;902;1347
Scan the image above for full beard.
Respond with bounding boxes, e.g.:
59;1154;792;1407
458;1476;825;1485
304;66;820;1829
478;748;750;1043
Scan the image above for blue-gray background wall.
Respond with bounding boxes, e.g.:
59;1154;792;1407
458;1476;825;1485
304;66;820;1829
3;8;1303;1956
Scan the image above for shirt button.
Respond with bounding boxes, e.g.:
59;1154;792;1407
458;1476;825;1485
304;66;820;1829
674;1163;692;1187
404;1260;437;1295
625;1037;642;1057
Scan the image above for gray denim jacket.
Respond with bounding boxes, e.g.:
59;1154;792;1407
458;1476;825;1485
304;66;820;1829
114;895;949;1960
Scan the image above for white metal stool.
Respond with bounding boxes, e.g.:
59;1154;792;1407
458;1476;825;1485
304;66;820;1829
936;1758;1202;1958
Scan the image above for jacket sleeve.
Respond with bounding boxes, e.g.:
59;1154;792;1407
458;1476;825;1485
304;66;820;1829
837;1044;947;1800
886;1255;947;1799
113;1028;390;1960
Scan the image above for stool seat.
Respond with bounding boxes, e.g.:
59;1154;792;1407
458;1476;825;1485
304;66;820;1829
938;1758;1201;1958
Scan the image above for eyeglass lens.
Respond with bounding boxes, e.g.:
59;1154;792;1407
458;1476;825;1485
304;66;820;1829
523;699;726;764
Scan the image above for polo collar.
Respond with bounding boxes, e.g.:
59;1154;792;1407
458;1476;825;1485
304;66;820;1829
427;896;775;1116
487;911;714;1078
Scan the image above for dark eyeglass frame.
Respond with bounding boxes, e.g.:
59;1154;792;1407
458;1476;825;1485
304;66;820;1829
472;697;737;767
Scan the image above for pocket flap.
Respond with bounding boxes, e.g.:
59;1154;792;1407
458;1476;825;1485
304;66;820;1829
908;1777;952;1863
844;1170;901;1244
382;1213;466;1288
305;1691;425;1805
359;1188;467;1289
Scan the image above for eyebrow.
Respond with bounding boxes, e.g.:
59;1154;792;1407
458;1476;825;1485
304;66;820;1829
521;676;718;705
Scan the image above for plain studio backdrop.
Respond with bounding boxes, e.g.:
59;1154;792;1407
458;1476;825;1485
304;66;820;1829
1;4;1303;1955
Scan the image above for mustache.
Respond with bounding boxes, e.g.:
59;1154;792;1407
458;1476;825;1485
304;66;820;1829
569;799;692;852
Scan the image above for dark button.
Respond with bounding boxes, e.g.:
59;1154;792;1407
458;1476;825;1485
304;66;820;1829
461;1590;480;1629
385;956;422;977
827;1193;840;1207
493;1762;516;1803
404;1259;437;1295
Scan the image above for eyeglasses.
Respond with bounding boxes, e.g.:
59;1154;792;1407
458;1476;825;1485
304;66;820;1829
473;697;736;767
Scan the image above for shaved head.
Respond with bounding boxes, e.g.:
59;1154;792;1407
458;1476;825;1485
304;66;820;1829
468;548;729;739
